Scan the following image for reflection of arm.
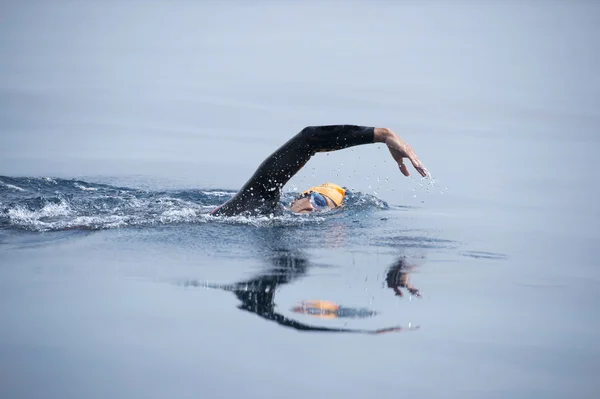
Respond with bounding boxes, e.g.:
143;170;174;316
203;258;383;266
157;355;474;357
211;125;374;216
237;304;411;335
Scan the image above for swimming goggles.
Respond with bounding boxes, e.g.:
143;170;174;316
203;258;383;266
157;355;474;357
299;191;329;210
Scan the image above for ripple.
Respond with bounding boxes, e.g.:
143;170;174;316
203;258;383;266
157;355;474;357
461;251;508;260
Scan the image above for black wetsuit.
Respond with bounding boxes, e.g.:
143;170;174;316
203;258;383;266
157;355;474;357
211;125;375;216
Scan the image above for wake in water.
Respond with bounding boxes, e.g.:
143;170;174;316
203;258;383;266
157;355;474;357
0;176;391;232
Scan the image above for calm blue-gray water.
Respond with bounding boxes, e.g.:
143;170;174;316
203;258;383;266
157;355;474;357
1;1;599;398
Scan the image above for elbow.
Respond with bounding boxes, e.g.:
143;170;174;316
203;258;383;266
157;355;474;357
299;126;316;138
298;126;319;143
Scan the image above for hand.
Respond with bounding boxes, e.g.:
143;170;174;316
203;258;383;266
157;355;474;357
375;128;429;177
392;285;422;298
386;259;422;298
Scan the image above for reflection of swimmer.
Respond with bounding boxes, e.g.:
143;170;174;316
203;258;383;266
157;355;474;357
211;125;428;216
183;250;421;335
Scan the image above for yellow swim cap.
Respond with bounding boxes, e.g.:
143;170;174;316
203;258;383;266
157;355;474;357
301;182;346;206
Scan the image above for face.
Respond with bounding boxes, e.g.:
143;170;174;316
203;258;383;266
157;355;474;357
290;192;337;213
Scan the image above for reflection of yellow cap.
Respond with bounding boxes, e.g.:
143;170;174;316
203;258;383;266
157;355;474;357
291;300;341;319
301;183;346;206
301;300;340;311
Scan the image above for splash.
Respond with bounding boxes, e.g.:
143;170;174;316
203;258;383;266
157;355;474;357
0;176;391;232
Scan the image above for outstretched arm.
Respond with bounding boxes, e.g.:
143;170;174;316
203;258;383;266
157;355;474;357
211;125;427;216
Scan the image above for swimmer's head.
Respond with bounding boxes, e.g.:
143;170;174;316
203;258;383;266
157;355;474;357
289;182;346;213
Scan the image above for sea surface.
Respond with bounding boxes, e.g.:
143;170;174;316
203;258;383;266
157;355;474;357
1;1;599;398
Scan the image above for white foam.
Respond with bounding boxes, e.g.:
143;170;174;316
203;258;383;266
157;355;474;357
8;201;71;223
5;184;25;192
159;208;198;223
74;183;98;191
210;212;326;227
201;191;234;196
0;180;26;191
70;215;128;229
127;197;146;208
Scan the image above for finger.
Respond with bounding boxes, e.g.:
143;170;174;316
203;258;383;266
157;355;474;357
388;146;405;164
399;162;410;177
415;165;427;178
409;157;428;178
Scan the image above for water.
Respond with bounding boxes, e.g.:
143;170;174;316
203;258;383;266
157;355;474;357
0;176;392;230
1;1;599;398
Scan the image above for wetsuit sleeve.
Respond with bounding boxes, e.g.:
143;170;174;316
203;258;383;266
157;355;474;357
211;125;375;216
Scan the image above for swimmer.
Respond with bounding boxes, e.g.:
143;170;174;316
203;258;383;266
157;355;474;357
211;125;428;216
